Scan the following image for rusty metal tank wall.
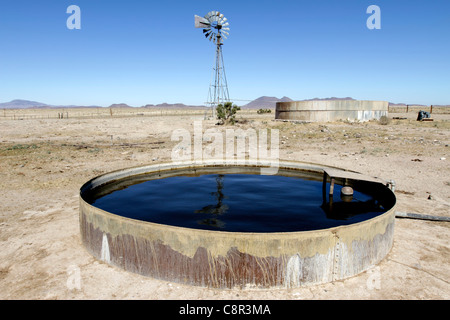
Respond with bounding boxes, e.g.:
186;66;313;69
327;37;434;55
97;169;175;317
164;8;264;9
276;100;389;122
79;160;396;289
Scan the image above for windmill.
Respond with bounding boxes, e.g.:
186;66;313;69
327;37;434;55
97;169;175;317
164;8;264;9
195;11;230;118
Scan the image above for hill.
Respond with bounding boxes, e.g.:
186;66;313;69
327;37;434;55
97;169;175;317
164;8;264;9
0;99;49;109
140;103;206;109
108;103;133;108
303;97;355;101
1;98;448;110
241;96;292;109
0;99;102;109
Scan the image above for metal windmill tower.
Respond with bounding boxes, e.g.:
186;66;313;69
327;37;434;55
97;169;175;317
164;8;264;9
195;11;230;118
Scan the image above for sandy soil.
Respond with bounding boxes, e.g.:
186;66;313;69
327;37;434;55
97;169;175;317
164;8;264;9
0;110;449;300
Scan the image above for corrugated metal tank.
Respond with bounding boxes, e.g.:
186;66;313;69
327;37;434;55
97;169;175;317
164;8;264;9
276;100;389;122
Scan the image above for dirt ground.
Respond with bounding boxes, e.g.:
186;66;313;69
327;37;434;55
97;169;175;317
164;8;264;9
0;109;449;300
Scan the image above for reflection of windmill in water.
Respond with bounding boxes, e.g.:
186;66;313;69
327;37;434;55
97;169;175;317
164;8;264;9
194;11;230;118
195;175;228;228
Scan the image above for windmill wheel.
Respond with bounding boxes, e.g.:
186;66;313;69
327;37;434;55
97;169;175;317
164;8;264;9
195;11;230;43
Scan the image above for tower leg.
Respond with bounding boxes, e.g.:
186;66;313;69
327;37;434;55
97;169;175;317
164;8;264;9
207;40;229;120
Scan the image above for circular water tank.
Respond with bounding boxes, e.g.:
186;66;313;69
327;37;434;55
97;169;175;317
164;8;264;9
79;160;396;289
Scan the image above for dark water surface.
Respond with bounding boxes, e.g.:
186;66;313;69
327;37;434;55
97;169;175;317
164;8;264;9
86;170;391;232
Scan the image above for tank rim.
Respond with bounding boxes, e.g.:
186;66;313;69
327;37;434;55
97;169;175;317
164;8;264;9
79;159;396;236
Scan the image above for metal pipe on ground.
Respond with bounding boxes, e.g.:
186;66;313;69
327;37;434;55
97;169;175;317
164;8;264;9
395;212;450;222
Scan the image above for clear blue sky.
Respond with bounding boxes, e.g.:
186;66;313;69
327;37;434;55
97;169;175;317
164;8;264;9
0;0;449;107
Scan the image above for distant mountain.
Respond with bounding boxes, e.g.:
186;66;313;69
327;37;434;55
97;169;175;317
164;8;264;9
0;99;102;109
241;96;359;109
241;96;293;109
141;103;206;109
302;97;355;101
0;99;49;109
2;98;447;110
388;102;427;107
108;103;133;108
0;99;206;109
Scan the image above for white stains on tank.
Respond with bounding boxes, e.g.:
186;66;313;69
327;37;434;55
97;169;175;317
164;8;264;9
285;254;302;288
101;233;111;263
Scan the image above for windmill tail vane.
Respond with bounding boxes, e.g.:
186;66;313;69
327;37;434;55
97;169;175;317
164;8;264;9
194;11;230;117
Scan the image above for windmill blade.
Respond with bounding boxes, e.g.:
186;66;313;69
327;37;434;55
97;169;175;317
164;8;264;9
205;12;213;20
222;22;229;27
195;15;210;28
207;15;217;24
222;30;229;36
219;13;224;19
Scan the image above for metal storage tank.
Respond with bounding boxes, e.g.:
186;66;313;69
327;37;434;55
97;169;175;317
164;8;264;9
79;160;396;289
276;100;389;122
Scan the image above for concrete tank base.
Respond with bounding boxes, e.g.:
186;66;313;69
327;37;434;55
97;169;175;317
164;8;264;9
79;160;396;289
276;100;389;122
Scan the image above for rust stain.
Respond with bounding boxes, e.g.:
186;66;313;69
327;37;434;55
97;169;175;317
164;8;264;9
80;208;395;288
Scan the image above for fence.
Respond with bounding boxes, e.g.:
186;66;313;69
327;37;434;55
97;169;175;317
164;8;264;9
0;107;264;121
2;105;448;120
388;105;450;114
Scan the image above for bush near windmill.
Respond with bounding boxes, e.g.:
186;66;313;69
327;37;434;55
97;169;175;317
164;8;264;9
216;102;240;125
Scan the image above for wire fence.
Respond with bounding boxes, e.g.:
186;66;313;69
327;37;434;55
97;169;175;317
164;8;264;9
0;107;265;121
388;105;450;114
1;105;448;120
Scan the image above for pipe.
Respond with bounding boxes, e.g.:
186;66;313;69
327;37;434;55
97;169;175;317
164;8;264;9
395;211;450;222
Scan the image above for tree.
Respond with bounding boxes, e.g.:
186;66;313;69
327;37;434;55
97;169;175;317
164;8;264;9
216;102;240;125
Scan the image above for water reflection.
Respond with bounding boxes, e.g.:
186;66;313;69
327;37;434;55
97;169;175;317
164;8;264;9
87;169;393;232
321;198;383;220
195;175;228;228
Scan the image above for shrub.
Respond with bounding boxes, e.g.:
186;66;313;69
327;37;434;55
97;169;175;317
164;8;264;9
379;115;391;125
216;102;240;125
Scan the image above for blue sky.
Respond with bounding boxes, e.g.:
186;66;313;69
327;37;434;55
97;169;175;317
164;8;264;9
0;0;449;107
